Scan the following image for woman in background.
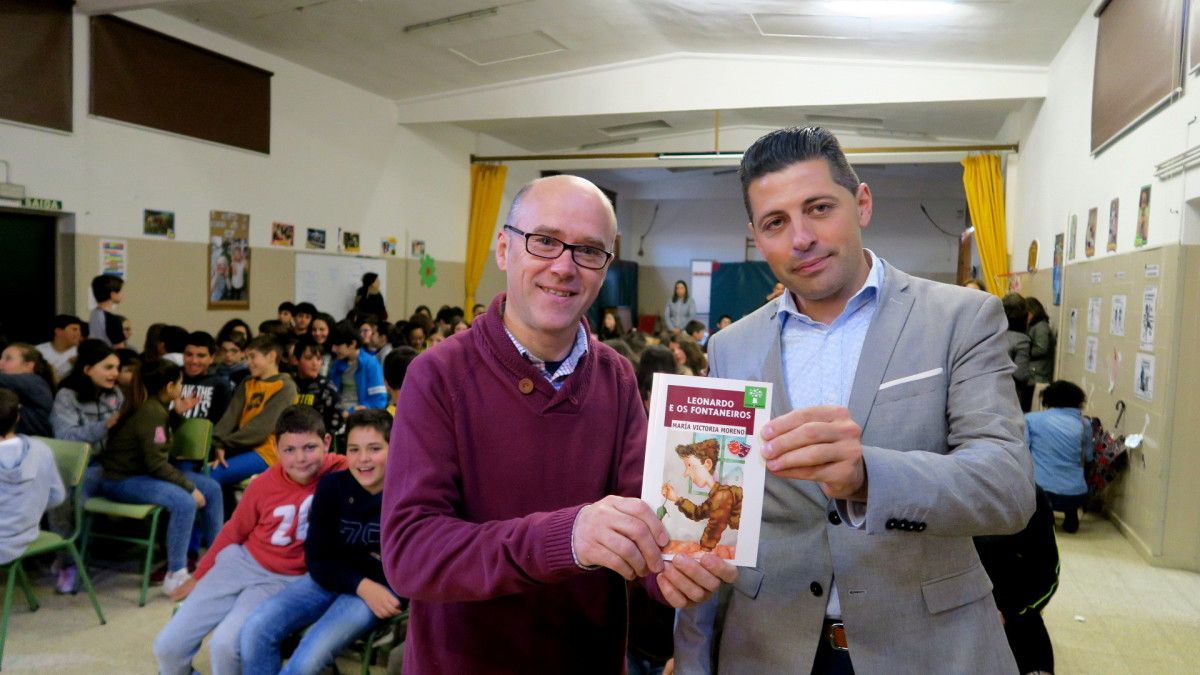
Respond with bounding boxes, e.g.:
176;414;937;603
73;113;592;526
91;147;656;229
663;281;696;335
1027;297;1055;386
353;273;388;323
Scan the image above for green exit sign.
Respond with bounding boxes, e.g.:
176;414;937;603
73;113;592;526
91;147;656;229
22;197;62;211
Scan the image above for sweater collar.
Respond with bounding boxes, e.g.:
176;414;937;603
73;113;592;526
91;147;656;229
479;293;595;405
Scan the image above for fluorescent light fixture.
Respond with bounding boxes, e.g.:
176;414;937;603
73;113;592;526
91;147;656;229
657;151;744;160
403;7;498;33
824;1;957;18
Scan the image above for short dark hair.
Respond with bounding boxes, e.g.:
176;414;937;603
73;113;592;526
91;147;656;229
115;348;140;370
53;314;84;332
1040;380;1086;410
684;320;705;336
0;388;20;435
139;358;182;398
220;332;248;350
294;302;317;318
383;347;419;390
294;337;323;360
1026;297;1049;326
258;319;288;338
185;331;217;354
1002;293;1028;333
738;126;861;221
435;306;457;325
329;322;359;348
637;345;678;402
91;274;124;303
718;314;733;323
358;315;380;331
346;408;392;441
246;334;284;363
278;301;296;314
274;404;326;438
160;325;189;354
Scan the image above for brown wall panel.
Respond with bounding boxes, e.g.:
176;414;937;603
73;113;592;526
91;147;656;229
0;0;72;131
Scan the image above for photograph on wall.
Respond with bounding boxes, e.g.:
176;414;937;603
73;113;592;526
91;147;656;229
381;237;397;256
1052;233;1063;305
1067;308;1078;354
340;229;361;254
143;209;175;239
1068;214;1078;260
411;239;426;257
208;210;250;309
1087;297;1102;333
641;373;770;567
1084;336;1099;373
1133;353;1155;401
1109;295;1126;337
1085;207;1097;258
1106;198;1119;253
1135;185;1150;248
306;228;326;250
99;238;127;279
271;222;295;247
1140;286;1157;347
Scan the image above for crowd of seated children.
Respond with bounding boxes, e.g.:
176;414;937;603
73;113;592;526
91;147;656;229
98;358;223;596
154;405;347;675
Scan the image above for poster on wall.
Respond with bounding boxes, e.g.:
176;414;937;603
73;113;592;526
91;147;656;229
1084;336;1099;373
1068;214;1078;260
306;228;326;250
99;238;127;279
381;237;397;256
1106;198;1119;253
411;240;426;257
1085;207;1097;258
1087;297;1102;333
1140;287;1157;348
271;222;295;247
143;209;175;239
1135;185;1150;248
340;229;361;254
1067;308;1078;354
1052;234;1063;305
1133;353;1155;401
1109;295;1126;336
1026;240;1039;273
208;210;250;309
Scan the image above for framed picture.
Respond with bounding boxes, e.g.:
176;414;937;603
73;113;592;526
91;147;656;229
306;228;326;250
341;229;361;254
1085;207;1097;258
1107;198;1119;253
208;210;250;309
143;209;175;238
271;222;295;247
1135;185;1150;247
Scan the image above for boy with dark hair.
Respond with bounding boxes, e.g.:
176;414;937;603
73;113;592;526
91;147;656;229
36;314;85;384
89;274;124;346
211;335;298;492
328;323;388;412
216;332;250;388
240;408;402;674
0;388;67;565
382;347;419;416
181;331;233;423
683;320;707;346
155;405;347;675
160;325;190;366
292;338;345;440
277;302;296;329
257;319;288;339
292;302;317;336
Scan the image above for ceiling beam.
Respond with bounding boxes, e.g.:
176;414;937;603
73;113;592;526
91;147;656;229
74;0;197;15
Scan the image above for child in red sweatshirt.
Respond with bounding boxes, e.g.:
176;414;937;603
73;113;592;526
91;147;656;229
153;405;346;675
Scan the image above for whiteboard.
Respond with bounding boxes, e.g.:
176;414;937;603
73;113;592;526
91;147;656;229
294;253;387;321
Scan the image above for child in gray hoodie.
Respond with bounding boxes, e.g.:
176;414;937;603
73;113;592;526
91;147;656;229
0;388;66;565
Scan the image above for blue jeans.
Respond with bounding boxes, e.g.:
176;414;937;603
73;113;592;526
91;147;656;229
100;471;223;571
209;451;268;486
240;574;383;675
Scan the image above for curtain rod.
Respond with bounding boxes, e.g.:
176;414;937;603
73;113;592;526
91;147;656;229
470;143;1018;163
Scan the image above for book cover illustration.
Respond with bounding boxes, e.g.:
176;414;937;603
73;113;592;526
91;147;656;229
641;373;771;567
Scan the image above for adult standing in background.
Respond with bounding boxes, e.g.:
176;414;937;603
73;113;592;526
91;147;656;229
1003;293;1034;412
353;273;388;323
1027;297;1055;386
663;280;696;334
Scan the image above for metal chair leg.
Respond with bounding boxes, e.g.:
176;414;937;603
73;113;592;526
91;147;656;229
1;563;18;670
139;510;161;607
67;544;105;626
13;564;37;613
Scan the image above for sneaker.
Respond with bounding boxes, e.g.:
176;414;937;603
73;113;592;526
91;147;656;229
56;565;78;595
162;568;192;597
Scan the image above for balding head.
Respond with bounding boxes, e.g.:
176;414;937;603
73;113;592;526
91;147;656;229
506;175;618;247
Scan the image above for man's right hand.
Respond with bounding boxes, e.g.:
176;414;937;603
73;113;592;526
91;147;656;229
573;496;669;580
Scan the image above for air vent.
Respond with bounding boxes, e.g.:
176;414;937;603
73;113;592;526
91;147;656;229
450;30;566;66
751;13;870;39
600;120;672;137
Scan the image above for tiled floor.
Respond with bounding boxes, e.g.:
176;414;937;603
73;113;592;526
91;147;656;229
2;511;1197;673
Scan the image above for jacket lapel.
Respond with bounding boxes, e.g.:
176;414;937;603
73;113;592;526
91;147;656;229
848;266;915;430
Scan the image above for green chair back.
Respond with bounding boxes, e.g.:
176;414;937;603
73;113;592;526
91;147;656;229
36;437;90;489
170;418;213;464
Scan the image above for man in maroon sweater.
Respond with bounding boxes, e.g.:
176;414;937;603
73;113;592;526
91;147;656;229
382;175;737;673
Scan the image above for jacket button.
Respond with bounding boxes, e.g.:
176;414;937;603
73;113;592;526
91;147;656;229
898;519;910;531
886;518;898;530
828;511;842;525
916;522;927;532
810;581;823;597
518;378;534;394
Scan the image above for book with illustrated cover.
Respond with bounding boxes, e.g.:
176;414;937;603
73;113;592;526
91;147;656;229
640;373;772;567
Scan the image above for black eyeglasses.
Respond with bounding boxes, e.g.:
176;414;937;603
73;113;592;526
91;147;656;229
503;225;614;270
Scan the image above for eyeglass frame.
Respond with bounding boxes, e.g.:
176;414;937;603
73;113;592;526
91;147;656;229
502;224;615;270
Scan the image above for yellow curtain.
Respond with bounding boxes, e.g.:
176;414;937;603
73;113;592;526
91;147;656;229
464;163;508;309
961;153;1008;297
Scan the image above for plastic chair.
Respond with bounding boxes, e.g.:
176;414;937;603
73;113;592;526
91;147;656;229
355;610;407;675
1;438;106;670
81;418;213;607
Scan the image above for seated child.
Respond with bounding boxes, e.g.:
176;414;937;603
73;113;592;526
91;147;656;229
0;388;66;565
180;331;232;424
291;338;344;440
99;359;223;595
153;405;347;675
382;347;419;417
240;409;402;674
210;335;298;489
327;323;388;412
0;343;55;437
215;332;250;389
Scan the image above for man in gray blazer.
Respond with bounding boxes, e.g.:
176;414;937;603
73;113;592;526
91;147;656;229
675;127;1035;674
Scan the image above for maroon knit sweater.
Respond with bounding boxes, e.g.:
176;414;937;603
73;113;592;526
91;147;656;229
382;294;649;674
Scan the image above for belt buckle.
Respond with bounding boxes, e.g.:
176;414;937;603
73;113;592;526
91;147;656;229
826;621;848;652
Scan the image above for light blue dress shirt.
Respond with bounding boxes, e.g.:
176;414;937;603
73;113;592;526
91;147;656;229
1025;407;1091;496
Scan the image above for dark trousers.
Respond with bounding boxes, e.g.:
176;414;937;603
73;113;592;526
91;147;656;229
810;629;854;675
1004;611;1054;674
1045;491;1088;533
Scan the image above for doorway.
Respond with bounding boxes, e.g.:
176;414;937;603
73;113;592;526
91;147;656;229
0;210;59;344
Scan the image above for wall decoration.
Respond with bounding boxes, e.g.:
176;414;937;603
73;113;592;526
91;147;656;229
1109;294;1126;336
143;209;175;238
271;222;295;247
1087;297;1102;333
1106;197;1119;253
1085;207;1097;257
1140;286;1157;347
1068;214;1078;260
1135;185;1150;247
411;240;426;257
1067;308;1078;354
1026;240;1039;273
1107;347;1121;394
1133;353;1155;401
381;237;397;256
1052;233;1063;305
208;210;250;309
99;238;127;278
1084;336;1099;373
306;228;326;250
340;229;360;254
419;253;438;288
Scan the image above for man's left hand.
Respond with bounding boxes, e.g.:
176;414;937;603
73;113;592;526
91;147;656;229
760;405;867;500
656;553;737;608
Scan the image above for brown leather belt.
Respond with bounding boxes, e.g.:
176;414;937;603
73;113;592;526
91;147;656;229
823;620;848;652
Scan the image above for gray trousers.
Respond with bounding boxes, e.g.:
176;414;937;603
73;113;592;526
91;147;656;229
153;544;300;675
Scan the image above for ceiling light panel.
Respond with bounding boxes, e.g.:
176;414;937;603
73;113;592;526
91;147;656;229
751;13;870;39
823;1;958;18
449;30;567;66
600;120;672;137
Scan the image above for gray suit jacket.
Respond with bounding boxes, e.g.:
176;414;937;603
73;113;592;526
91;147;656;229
675;265;1034;675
